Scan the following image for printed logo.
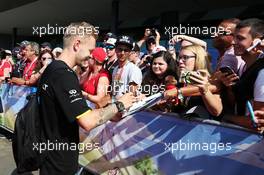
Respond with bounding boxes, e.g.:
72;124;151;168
69;89;77;95
42;84;48;91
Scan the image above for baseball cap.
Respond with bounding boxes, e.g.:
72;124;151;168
151;45;167;54
52;47;62;53
17;40;30;48
104;32;116;40
116;35;134;49
146;36;156;45
41;42;52;49
5;50;12;55
105;37;117;47
91;47;107;63
12;47;20;56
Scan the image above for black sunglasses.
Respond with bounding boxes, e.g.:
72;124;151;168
41;57;52;61
105;45;115;50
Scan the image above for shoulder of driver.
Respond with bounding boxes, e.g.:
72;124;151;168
44;60;91;121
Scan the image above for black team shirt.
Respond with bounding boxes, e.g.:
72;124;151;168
38;60;91;175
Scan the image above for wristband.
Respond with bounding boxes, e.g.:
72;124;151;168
177;89;184;102
111;96;116;103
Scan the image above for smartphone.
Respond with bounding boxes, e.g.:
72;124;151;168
179;70;198;84
219;66;235;76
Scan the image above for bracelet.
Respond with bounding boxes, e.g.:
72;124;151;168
177;89;184;102
38;71;42;75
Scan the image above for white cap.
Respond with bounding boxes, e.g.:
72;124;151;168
52;47;62;54
151;46;167;54
5;50;12;55
106;38;117;46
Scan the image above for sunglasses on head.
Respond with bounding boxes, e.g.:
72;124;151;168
105;45;115;50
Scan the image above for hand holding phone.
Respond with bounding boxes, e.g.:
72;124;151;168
219;66;235;76
246;36;264;52
219;66;239;86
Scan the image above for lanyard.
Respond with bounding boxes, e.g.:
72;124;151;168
107;58;117;70
24;57;38;78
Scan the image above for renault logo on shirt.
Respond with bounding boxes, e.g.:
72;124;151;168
69;89;77;95
69;89;81;103
69;89;80;98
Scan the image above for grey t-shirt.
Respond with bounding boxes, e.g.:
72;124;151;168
112;61;142;98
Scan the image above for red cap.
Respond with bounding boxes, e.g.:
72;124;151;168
91;47;107;63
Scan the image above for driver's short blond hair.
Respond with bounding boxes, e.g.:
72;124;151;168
63;22;98;48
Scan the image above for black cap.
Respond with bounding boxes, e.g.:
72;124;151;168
104;32;116;41
41;42;52;49
12;47;20;56
17;40;30;48
146;36;156;44
116;35;134;49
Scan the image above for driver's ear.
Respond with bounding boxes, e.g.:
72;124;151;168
73;39;81;52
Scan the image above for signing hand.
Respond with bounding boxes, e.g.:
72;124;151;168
118;92;137;109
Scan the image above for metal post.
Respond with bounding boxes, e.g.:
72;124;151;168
111;0;119;35
12;27;17;48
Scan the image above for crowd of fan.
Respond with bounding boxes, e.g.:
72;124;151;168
1;17;264;132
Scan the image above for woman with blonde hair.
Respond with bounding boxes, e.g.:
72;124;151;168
177;45;211;77
174;44;222;119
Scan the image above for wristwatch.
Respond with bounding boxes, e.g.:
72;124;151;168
114;101;126;113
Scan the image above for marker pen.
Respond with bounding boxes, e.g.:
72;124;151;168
246;101;257;128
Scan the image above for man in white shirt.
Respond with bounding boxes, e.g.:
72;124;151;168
112;35;142;98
